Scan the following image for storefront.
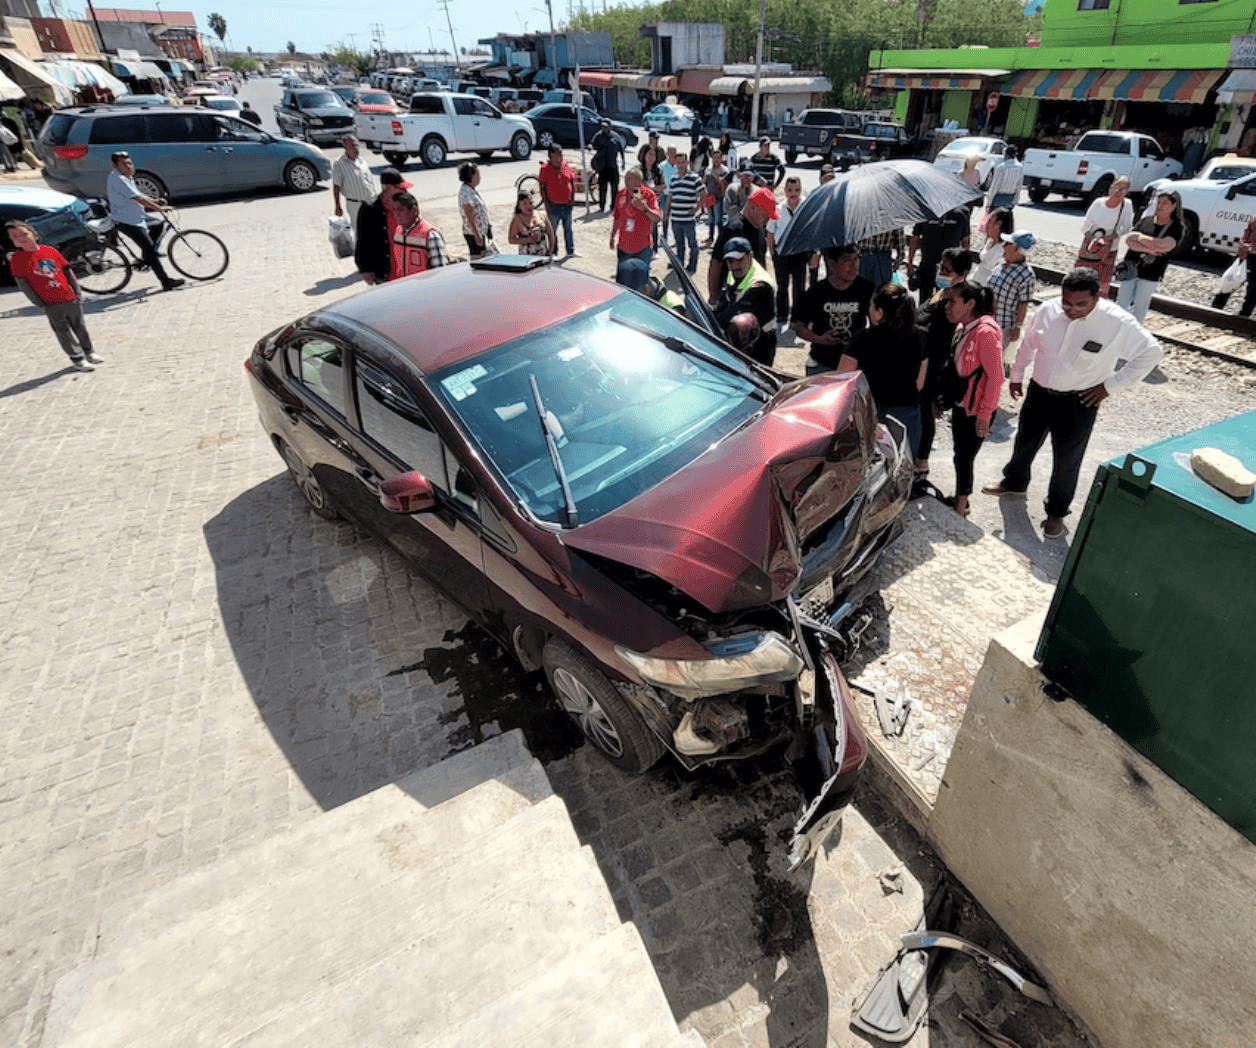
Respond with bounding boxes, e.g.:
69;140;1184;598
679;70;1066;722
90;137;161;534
865;69;1008;139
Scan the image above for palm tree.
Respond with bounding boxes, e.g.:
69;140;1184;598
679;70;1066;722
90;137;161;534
207;12;227;44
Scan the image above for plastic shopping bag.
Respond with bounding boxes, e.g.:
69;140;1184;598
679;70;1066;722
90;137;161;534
328;214;354;259
1218;258;1246;296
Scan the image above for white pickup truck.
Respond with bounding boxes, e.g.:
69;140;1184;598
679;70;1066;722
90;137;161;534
1022;130;1181;205
356;92;534;169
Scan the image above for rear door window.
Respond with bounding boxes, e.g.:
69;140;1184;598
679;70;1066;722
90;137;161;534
87;114;148;145
42;113;80;145
411;95;444;115
287;339;348;417
146;112;216;143
353;356;446;487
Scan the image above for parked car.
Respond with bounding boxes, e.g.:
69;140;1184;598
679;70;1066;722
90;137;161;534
932;136;1007;189
350;89;399;115
526;103;637;151
38;105;332;201
1142;167;1256;256
516;89;545;112
355;91;534;169
779;108;865;164
330;84;358;107
642;103;695;134
1191;155;1256;183
541;89;600;114
829;122;919;168
246;253;911;863
193;95;243;115
0;184;94;286
274;88;356;145
1022;130;1181;205
110;93;169;107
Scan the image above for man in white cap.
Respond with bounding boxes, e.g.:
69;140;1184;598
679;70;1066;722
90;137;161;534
713;236;777;365
988;229;1038;363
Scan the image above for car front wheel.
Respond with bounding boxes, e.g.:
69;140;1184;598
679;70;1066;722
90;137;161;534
542;641;664;774
283;159;319;193
510;131;532;160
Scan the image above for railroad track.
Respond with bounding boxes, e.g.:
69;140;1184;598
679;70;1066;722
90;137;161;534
1034;265;1256;369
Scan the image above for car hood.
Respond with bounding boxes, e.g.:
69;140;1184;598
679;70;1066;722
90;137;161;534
299;105;353;118
564;373;874;614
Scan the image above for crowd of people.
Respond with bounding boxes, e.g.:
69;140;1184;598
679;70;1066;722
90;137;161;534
321;128;1168;541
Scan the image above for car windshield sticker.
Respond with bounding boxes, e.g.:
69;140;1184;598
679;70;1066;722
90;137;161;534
495;402;527;421
442;363;488;401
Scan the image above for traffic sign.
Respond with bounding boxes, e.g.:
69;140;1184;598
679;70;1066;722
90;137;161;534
986;91;1001;113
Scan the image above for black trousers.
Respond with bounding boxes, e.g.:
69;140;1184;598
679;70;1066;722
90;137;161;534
597;167;620;210
773;253;809;326
950;408;985;497
1000;380;1099;518
116;221;176;287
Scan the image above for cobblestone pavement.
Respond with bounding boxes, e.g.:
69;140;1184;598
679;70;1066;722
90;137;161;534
7;165;1247;1048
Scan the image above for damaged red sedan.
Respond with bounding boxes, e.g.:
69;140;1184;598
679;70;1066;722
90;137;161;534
246;254;911;863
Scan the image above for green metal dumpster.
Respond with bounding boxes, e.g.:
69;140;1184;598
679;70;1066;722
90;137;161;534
1036;409;1256;843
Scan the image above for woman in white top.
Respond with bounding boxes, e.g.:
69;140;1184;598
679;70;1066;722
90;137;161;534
457;161;495;259
1075;176;1133;294
971;209;1013;285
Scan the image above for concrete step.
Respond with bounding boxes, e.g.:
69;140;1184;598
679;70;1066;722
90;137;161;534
669;1032;708;1047
46;793;623;1048
98;729;551;952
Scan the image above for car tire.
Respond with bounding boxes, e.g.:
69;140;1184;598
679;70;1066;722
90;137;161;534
283;158;319;193
382;150;408;168
537;128;556;150
510;131;532;161
277;440;339;520
542;641;664;774
785;148;798;165
1027;184;1049;204
132;170;168;203
420;135;447;168
1086;175;1114;205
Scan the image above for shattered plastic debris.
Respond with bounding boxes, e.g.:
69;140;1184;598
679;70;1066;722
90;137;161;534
878;864;905;894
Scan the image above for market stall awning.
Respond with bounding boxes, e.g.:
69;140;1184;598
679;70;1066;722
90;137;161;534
636;74;678;92
113;60;169;80
708;76;751;96
0;47;76;106
755;75;831;94
1001;67;1110;99
678;69;720;94
1004;66;1224;104
0;68;23;102
608;71;648;88
578;70;615;89
46;60;130;96
1217;68;1256;105
866;68;1007;91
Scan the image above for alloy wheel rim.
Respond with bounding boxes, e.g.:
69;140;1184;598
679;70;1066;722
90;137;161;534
552;668;623;756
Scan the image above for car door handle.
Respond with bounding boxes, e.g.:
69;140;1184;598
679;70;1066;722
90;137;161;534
355;467;382;494
204;145;217;151
221;147;233;154
281;404;301;422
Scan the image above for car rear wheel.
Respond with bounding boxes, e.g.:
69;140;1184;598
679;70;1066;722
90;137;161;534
283;158;319;193
537;128;556;150
133;170;168;203
420;135;447;168
1027;183;1049;204
542;641;664;774
510;131;532;160
278;440;339;520
383;150;408;168
785;148;798;164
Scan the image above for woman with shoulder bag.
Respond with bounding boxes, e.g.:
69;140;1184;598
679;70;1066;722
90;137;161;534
1076;176;1133;295
1115;190;1183;321
940;283;1004;517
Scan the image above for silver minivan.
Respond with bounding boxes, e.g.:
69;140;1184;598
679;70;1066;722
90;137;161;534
38;105;332;202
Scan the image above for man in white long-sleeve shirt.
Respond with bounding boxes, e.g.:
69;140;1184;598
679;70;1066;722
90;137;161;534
982;266;1163;538
985;146;1024;212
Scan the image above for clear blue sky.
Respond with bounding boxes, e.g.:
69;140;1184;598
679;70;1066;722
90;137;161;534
178;0;587;57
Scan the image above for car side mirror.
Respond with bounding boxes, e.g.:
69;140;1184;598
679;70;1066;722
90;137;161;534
380;471;438;514
1226;185;1239;200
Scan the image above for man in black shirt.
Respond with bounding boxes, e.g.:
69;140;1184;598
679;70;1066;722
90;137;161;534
590;120;625;211
748;135;786;188
354;167;412;284
794;244;874;374
708;186;778;302
907;207;970;298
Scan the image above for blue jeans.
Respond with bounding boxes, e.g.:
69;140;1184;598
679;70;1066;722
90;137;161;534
672;219;698;272
549;202;574;255
1116;275;1157;321
707;198;723;239
616;246;653;291
880;405;921;460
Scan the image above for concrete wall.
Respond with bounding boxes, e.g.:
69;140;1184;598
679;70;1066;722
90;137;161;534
932;615;1256;1048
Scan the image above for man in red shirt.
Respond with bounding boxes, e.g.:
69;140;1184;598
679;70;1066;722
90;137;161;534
6;220;101;372
608;166;661;292
538;145;576;257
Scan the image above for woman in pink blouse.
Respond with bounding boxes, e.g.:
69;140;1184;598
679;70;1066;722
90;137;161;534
942;283;1004;517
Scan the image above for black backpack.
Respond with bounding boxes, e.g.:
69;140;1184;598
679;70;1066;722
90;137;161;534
934;352;983;414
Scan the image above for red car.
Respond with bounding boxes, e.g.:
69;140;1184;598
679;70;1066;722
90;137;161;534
246;254;910;864
351;89;399;116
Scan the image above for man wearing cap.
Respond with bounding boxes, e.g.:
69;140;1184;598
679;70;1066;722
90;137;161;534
538;144;577;256
708;186;778;303
609;166;661;291
355;166;411;284
748;136;786;189
723;162;755;215
794;245;873;375
590;119;625;211
982;266;1162;539
105;151;184;291
714;237;777;365
988;231;1038;362
331;135;378;229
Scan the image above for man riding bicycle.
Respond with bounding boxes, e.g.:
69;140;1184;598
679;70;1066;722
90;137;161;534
106;151;184;291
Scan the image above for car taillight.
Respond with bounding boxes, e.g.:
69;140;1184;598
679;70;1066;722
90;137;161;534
391;120;402;136
53;145;88;160
1077;159;1089;176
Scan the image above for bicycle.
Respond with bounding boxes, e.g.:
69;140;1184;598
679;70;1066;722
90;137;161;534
72;201;230;295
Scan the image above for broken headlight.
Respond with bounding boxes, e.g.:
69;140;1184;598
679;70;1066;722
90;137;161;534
615;631;803;700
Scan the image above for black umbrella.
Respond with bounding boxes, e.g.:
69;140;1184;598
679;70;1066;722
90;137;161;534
776;160;983;256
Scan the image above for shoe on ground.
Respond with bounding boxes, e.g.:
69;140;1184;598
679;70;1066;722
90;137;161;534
85;352;104;364
1042;516;1067;539
72;358;95;372
981;482;1023;496
163;278;186;290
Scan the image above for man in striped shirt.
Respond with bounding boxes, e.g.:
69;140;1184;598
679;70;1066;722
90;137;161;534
332;136;379;229
664;152;704;274
748;136;786;189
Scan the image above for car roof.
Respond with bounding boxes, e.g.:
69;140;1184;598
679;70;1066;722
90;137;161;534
321;261;621;373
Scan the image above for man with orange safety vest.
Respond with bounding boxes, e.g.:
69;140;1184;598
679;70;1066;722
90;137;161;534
388;192;449;278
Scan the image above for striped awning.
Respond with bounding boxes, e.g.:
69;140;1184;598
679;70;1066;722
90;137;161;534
1004;66;1224;104
866;72;992;91
638;74;678;92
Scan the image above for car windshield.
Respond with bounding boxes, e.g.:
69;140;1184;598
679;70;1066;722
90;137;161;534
942;138;987;154
431;292;762;527
206;98;238;110
359;91;392;105
1207;163;1256;181
297;91;344;108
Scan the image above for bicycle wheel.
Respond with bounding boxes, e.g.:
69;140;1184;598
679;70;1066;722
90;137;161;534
73;244;132;295
516;174;542;207
167;229;229;281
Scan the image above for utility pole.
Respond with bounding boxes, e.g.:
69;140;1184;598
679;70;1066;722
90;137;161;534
346;32;358;54
439;0;461;71
749;0;765;138
544;0;559;86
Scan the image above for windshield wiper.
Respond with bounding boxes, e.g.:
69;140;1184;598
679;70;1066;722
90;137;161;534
529;373;578;527
609;314;773;396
